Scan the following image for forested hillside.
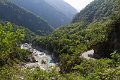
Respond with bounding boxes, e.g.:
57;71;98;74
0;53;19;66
72;0;116;23
10;0;77;28
0;0;120;80
0;0;53;35
34;0;120;60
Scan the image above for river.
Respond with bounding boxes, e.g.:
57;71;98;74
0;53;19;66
20;43;58;70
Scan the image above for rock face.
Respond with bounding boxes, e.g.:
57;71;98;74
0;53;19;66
20;43;57;70
81;49;95;60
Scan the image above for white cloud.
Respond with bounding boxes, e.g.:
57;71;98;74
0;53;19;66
64;0;94;11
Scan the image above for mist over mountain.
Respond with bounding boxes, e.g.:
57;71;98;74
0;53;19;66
44;0;77;19
10;0;77;28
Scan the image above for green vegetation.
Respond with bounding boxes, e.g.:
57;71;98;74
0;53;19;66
72;0;117;23
0;0;120;80
34;19;113;58
32;0;120;79
33;16;120;80
0;0;53;35
0;22;31;66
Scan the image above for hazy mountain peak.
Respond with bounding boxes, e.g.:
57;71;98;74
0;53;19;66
10;0;77;28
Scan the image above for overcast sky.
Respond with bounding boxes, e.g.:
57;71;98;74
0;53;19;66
64;0;94;12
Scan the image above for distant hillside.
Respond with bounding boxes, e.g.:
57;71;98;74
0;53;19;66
72;0;116;23
0;0;53;35
44;0;77;20
10;0;77;28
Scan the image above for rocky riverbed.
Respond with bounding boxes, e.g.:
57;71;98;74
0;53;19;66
20;43;59;70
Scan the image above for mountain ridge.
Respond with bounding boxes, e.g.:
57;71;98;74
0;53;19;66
0;0;53;35
44;0;77;19
72;0;116;23
10;0;77;28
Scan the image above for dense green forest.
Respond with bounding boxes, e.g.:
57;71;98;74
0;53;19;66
0;0;53;35
0;0;120;80
72;0;116;23
34;0;120;59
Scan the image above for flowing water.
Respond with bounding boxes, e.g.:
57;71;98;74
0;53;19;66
20;43;58;70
